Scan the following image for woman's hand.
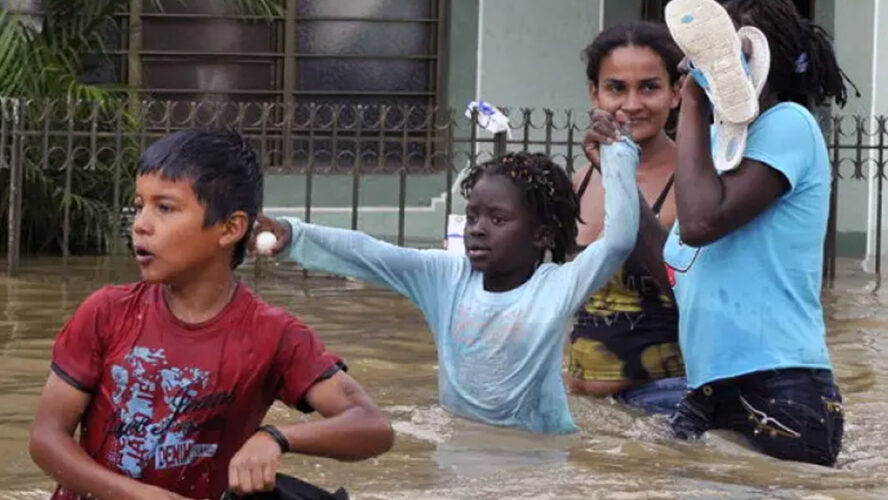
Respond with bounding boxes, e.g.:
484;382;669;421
248;214;292;258
583;109;631;166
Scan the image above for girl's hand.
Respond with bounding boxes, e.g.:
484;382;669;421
227;431;282;495
679;73;707;108
583;109;631;165
248;214;292;258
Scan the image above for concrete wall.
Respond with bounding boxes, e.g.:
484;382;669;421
867;0;888;268
263;173;451;246
603;0;643;27
832;0;886;265
476;0;602;112
444;0;605;215
445;0;480;113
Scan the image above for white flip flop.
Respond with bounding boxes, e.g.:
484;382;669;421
666;0;758;124
712;26;770;172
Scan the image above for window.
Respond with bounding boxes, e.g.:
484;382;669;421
105;0;446;109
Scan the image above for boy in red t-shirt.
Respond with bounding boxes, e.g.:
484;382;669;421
28;128;394;500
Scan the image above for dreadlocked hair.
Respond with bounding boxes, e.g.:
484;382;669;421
459;152;579;264
722;0;859;108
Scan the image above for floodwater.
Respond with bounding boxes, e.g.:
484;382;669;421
0;257;886;500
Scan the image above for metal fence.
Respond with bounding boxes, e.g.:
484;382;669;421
1;98;886;289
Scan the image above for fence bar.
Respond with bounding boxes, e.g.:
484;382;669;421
398;110;409;246
874;116;885;293
565;110;575;176
2;100;10;271
304;104;316;223
61;103;75;265
522;109;531;152
258;103;269;170
111;113;123;256
127;0;143;116
348;106;359;230
6;100;23;273
282;0;296;171
443;108;454;240
89;102;99;170
544;109;553;157
493;131;507;157
469;108;478;169
826;117;841;288
42;101;50;178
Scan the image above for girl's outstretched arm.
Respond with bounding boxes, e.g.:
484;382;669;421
255;215;461;310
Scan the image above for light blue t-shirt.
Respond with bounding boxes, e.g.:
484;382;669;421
663;102;832;389
281;140;640;434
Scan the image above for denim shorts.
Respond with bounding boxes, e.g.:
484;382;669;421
670;368;844;466
615;376;687;415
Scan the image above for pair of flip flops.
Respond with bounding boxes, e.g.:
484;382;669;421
665;0;771;172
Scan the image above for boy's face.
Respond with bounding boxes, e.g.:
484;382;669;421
131;173;240;284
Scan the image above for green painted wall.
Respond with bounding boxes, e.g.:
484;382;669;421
263;173;454;246
446;0;480;113
477;0;602;113
871;0;888;265
832;0;874;246
264;173;448;208
604;0;643;26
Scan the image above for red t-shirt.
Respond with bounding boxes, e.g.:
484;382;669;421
49;281;343;500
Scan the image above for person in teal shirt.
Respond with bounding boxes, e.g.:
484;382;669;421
586;0;853;467
664;0;855;467
253;148;640;434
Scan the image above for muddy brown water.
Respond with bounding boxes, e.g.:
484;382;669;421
0;257;885;499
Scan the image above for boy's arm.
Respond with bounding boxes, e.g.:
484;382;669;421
228;371;393;495
29;374;192;500
558;139;640;312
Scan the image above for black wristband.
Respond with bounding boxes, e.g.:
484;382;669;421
257;424;289;453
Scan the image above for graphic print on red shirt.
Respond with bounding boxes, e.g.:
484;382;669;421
106;345;231;476
50;282;342;499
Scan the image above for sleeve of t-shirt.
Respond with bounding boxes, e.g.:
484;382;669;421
281;217;462;327
548;139;640;315
274;318;346;413
743;104;816;193
51;287;112;393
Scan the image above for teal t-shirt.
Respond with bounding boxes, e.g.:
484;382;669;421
663;102;832;389
281;140;640;433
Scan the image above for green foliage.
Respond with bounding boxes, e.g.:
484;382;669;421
0;1;279;256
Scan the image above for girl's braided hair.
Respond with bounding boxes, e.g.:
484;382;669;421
459;152;580;264
722;0;859;108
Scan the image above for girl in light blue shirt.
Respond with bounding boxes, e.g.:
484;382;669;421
254;149;640;434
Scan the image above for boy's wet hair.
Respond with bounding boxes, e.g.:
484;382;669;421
137;127;262;269
582;21;684;85
459;152;579;264
722;0;858;108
